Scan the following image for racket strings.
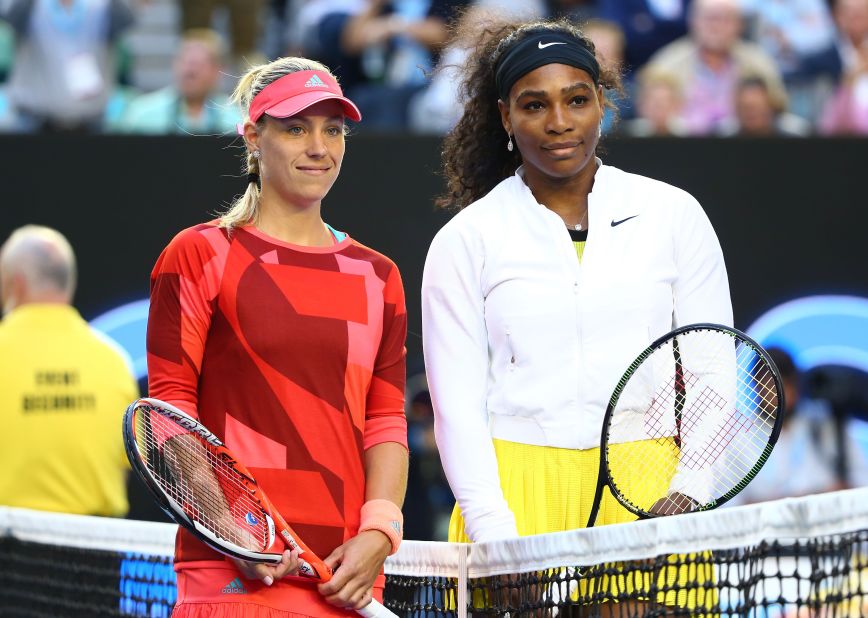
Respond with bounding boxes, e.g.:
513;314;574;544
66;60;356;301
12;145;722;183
134;405;269;551
607;329;781;515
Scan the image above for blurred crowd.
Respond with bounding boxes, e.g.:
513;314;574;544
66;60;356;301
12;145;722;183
0;0;867;136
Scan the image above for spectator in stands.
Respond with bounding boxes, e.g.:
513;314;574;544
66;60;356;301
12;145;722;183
113;29;240;135
406;3;480;134
476;0;601;22
622;67;689;136
736;348;868;505
831;0;868;75
719;75;811;136
0;0;134;132
304;0;470;131
598;0;691;75
583;18;632;130
643;0;786;135
0;226;138;516
740;0;839;121
819;0;868;134
179;0;265;70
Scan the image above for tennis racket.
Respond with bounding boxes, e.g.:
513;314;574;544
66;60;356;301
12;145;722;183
123;397;397;618
585;323;785;527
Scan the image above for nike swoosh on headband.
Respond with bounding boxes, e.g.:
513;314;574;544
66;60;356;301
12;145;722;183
538;41;568;49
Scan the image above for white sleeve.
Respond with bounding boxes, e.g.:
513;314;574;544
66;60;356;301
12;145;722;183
672;195;733;328
421;222;519;542
668;195;734;503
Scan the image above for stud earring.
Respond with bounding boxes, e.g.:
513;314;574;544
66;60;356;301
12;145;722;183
507;135;514;152
252;150;261;159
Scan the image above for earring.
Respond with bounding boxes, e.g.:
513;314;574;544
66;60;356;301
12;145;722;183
507;135;514;152
252;150;261;159
598;123;603;139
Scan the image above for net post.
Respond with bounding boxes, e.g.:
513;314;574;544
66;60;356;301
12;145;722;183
457;543;468;618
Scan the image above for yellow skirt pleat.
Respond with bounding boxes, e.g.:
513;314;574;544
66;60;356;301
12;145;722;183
447;438;716;611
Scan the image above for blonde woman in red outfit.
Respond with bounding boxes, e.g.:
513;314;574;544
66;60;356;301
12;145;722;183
147;57;409;617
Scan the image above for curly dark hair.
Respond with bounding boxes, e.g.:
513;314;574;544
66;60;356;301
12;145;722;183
435;16;623;210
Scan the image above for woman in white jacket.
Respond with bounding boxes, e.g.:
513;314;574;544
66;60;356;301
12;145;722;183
421;15;732;607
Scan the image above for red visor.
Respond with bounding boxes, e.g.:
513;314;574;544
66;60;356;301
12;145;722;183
248;70;362;124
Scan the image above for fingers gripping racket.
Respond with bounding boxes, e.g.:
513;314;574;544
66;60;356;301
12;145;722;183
123;397;397;618
585;323;785;527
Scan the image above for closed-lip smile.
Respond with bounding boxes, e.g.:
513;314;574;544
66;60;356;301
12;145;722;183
543;141;580;150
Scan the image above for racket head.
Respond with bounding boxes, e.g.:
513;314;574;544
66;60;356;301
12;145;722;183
599;323;785;518
123;397;284;564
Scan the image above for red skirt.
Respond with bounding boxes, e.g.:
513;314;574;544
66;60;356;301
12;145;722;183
173;561;385;617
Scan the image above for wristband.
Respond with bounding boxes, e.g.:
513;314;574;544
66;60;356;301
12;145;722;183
359;499;403;555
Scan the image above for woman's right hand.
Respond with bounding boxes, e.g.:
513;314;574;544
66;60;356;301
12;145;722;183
231;548;300;586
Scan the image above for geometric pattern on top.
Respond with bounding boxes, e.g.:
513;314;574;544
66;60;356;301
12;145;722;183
146;223;408;564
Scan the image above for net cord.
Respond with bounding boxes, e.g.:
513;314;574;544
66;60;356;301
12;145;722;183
3;487;867;579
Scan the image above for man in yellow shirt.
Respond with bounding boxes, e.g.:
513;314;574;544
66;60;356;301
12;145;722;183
0;225;138;516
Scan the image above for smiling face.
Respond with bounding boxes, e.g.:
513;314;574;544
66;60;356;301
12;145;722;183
499;63;604;185
246;99;346;210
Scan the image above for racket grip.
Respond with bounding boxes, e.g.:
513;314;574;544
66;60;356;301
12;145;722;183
355;599;398;618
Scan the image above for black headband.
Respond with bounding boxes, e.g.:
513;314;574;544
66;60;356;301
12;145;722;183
494;30;600;101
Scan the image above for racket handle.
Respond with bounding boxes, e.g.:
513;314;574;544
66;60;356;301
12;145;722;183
355;599;398;618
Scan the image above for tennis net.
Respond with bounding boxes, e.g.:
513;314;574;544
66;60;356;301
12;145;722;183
1;488;866;617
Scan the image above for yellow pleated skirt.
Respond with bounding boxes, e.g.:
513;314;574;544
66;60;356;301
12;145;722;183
448;438;715;611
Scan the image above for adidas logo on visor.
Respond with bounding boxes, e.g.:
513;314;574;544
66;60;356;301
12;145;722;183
305;74;328;88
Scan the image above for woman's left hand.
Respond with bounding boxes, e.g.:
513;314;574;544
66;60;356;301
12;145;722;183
317;530;391;610
649;491;699;516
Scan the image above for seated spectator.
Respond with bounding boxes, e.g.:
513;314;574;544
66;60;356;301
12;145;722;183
643;0;786;135
831;0;868;75
819;42;868;134
305;0;470;131
621;67;689;136
476;0;600;21
819;0;868;134
179;0;265;70
598;0;691;74
406;28;469;134
740;0;840;122
720;75;812;136
583;18;633;129
0;225;138;516
0;0;134;132
113;29;240;135
734;348;868;505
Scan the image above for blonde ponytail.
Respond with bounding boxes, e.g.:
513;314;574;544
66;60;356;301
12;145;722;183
220;57;337;230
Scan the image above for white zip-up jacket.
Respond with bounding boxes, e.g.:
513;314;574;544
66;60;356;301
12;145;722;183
421;163;733;542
